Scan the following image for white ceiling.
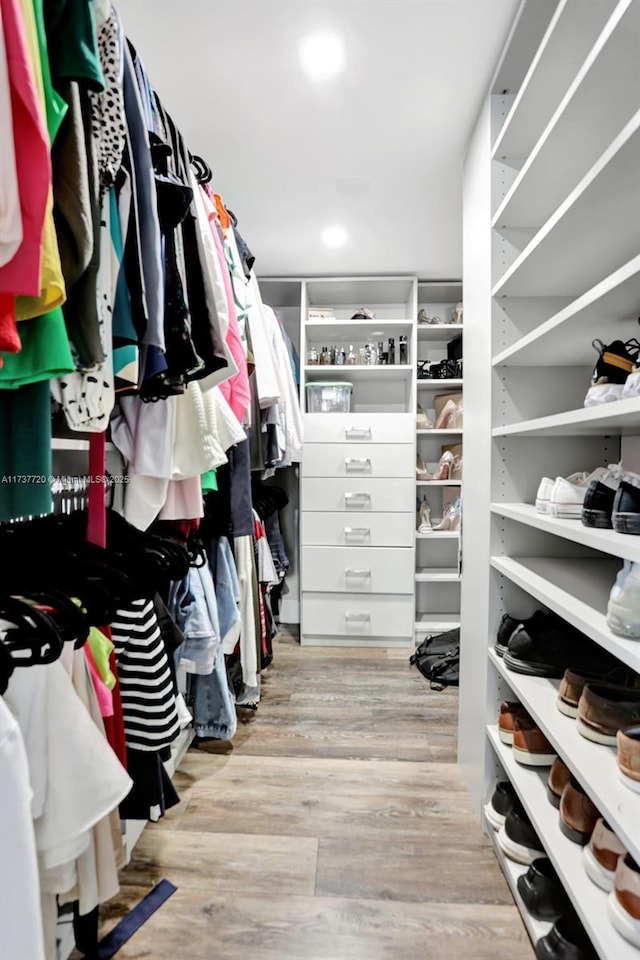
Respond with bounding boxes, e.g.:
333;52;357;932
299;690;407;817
117;0;519;278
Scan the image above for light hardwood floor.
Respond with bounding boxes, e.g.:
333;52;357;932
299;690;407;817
96;631;533;959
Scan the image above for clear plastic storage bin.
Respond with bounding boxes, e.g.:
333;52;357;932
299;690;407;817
306;381;353;413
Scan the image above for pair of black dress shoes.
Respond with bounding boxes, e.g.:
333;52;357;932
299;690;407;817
518;857;597;960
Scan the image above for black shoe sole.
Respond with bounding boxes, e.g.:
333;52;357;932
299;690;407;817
546;785;561;809
494;641;508;657
559;818;591;845
612;513;640;535
582;508;612;529
503;653;565;678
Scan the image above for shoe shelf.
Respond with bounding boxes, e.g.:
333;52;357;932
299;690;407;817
486;826;553;946
489;649;640;859
414;613;461;635
416;531;460;541
416;480;461;487
304;364;413;382
490;556;640;672
417;323;463;342
416;378;463;390
492;397;640;438
487;726;638;960
491;0;618;163
415;568;461;583
492;0;638;231
492;113;640;298
492;254;640;368
492;503;640;562
417;428;463;436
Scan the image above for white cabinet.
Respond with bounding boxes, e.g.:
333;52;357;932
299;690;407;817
301;511;416;547
301;443;414;478
302;593;414;643
301;546;414;594
301;477;414;514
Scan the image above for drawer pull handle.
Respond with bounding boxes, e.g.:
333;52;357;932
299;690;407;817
344;527;371;540
345;457;371;472
344;611;371;623
345;568;372;578
345;426;372;440
344;492;371;505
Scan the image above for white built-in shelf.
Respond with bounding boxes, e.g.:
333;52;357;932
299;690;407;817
416;480;461;488
489;649;640;860
304;364;413;382
417;281;462;303
492;503;640;562
491;0;618;163
492;254;640;368
305;318;411;343
487;726;638;960
493;398;640;438
52;438;116;452
417;429;463;437
415;568;461;582
416;379;463;390
417;324;463;342
486;827;553;947
414;614;461;634
305;276;414;306
493;0;638;230
490;555;640;672
416;531;460;541
492;112;640;298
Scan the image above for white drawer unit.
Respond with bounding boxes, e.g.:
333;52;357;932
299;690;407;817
301;511;415;547
301;546;414;594
303;413;414;444
301;477;414;513
302;592;414;643
302;443;414;479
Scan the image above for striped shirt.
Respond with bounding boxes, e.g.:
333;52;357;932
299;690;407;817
111;599;180;751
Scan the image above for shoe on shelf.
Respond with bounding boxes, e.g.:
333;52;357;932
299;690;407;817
498;806;545;865
581;464;625;528
495;612;541;658
584;337;640;407
559;776;599;845
417;450;455;481
432;496;461;531
434;398;462;430
621;348;640;398
498;700;530;746
503;612;587;678
416;497;432;533
583;818;627;892
548;466;618;519
556;664;635;719
350;307;375;320
617;726;640;794
416;404;434;429
535;476;555;514
577;683;640;746
607;560;640;639
535;911;598;960
512;715;557;766
484;780;520;832
547;757;571;809
417;309;439;325
517;858;570;921
612;474;640;535
609;854;640;949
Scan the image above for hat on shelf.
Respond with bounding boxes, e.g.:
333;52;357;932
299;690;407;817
351;308;376;319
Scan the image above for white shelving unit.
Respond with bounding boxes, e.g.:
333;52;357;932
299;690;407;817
461;2;640;955
415;281;463;644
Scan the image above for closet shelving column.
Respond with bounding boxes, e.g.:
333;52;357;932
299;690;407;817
480;0;640;957
299;276;416;648
415;280;463;640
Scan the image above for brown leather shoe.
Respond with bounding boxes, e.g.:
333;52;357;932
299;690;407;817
617;726;640;794
557;669;603;719
498;700;529;745
559;776;599;845
583;818;627;891
512;715;557;766
547;756;571;808
577;684;640;746
609;854;640;948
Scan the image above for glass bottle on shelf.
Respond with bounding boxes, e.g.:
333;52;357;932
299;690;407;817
346;344;357;366
399;335;408;365
388;338;395;364
357;346;367;365
307;346;319;365
337;347;346;366
329;345;337;365
378;341;385;365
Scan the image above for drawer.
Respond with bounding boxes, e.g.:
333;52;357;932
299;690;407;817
302;546;414;594
301;511;415;547
302;443;413;479
304;413;413;444
301;477;413;513
302;592;414;639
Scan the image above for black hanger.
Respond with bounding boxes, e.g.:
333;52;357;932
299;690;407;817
0;598;64;666
0;640;14;695
190;153;212;185
27;590;91;649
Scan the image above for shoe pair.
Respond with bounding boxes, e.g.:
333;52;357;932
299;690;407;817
495;610;614;679
584;334;640;407
417;401;462;430
417;451;455;481
518;855;597;960
582;814;640;949
583;470;640;535
535;464;623;519
498;701;556;765
607;560;640;639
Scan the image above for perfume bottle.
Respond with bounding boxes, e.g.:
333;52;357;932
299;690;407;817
388;338;395;365
307;346;319;365
330;345;337;365
346;344;357;366
337;347;346;366
399;336;408;365
378;341;385;365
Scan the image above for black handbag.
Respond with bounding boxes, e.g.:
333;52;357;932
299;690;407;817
409;628;460;690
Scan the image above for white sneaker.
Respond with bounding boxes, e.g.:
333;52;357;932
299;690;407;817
622;364;640;399
535;477;555;514
607;561;640;640
548;468;611;519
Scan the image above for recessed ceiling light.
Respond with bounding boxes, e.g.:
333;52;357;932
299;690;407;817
321;225;348;249
299;33;345;81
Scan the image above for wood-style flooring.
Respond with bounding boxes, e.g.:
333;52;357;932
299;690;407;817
94;632;533;959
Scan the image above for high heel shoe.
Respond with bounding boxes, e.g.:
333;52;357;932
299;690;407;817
418;451;455;481
416;497;432;533
416;404;434;429
433;497;461;532
435;399;462;430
